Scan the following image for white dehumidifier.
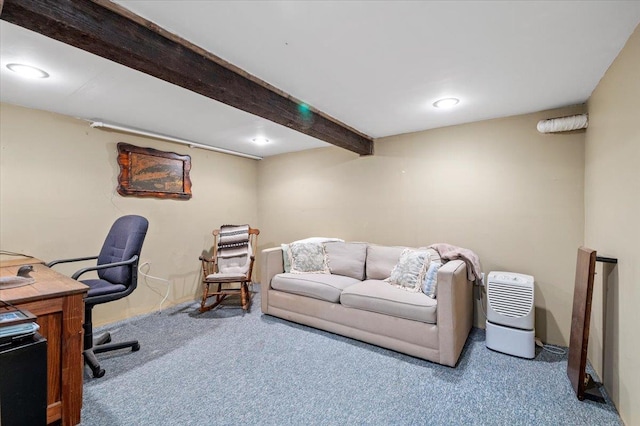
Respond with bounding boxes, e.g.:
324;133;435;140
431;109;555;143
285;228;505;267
485;271;535;359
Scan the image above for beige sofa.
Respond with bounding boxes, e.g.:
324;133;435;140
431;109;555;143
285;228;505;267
260;242;474;367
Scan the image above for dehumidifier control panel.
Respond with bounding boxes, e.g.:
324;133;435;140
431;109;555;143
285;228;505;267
487;271;534;286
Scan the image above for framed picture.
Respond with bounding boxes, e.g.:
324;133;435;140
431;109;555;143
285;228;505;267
117;142;192;199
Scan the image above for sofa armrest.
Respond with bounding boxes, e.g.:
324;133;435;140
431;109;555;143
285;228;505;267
436;259;473;366
260;247;285;313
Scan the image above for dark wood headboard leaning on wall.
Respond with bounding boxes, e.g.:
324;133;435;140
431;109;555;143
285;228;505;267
567;247;617;403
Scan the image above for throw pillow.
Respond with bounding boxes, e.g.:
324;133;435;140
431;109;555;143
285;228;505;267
422;262;442;299
288;242;330;274
293;237;344;244
385;249;431;292
283;237;344;273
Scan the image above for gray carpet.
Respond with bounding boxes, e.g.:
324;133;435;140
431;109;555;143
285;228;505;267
81;294;621;425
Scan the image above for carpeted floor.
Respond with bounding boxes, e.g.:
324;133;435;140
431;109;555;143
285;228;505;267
80;293;621;425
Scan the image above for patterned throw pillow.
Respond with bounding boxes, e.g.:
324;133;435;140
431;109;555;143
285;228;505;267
385;249;431;292
282;237;344;273
288;242;330;274
422;262;442;299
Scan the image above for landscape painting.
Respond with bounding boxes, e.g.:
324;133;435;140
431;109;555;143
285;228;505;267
117;143;192;199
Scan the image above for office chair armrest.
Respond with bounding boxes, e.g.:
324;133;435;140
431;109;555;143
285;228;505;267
46;256;98;268
71;255;139;280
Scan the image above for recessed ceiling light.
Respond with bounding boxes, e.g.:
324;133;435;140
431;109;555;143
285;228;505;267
433;98;459;109
252;137;270;145
6;63;50;79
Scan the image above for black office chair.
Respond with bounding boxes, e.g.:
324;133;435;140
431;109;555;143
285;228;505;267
47;215;149;378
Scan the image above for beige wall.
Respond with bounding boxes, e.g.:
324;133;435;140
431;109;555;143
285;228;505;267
258;104;586;346
0;103;258;325
585;24;640;426
3;26;637;421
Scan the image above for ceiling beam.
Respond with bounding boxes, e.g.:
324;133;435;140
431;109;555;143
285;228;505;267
0;0;374;156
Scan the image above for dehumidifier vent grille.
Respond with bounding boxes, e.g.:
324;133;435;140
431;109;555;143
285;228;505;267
487;282;533;318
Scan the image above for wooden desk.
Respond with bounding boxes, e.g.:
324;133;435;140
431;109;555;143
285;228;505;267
1;262;87;425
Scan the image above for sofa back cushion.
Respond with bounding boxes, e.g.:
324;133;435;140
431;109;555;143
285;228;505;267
365;245;407;280
324;242;367;280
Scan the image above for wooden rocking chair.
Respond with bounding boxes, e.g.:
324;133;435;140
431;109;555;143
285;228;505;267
198;226;259;313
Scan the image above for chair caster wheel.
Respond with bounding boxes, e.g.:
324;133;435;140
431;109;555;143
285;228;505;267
132;343;141;351
93;368;106;378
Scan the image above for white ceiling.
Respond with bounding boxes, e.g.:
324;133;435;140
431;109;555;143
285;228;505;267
1;1;639;158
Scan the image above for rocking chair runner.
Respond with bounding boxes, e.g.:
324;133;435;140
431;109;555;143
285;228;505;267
199;226;259;313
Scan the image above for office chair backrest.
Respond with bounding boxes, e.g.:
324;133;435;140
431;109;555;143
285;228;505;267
97;215;149;285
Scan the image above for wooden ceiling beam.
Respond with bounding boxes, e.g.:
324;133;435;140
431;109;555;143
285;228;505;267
0;0;374;156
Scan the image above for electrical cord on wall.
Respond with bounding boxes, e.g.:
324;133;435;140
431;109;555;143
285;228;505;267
0;250;34;258
109;185;125;214
478;283;488;318
138;262;171;312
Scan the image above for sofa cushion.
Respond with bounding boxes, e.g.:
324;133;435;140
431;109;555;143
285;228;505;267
340;280;437;324
386;248;431;293
365;245;406;280
288;242;330;274
271;273;360;303
324;242;367;280
422;262;442;299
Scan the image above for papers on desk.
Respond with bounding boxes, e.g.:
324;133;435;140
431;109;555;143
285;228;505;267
0;308;39;344
0;322;40;345
0;308;36;326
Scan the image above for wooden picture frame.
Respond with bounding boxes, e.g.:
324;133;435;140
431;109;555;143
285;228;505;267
117;143;192;200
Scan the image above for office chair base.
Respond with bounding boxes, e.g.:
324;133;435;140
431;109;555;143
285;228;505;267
84;350;106;378
84;339;140;378
95;332;111;346
93;340;140;354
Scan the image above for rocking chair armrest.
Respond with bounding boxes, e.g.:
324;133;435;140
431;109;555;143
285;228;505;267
199;255;218;276
246;255;256;281
199;255;221;266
